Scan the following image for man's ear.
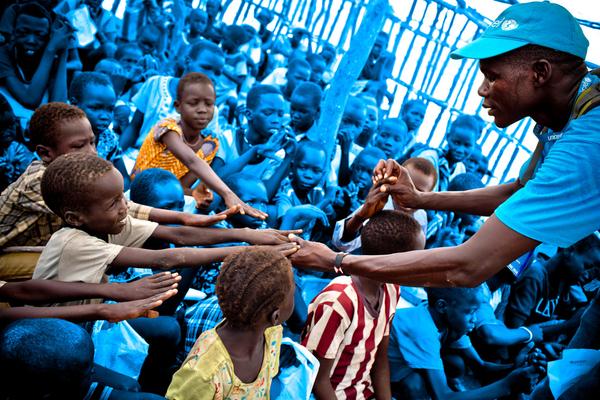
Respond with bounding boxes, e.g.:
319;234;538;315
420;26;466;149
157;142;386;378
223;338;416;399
244;107;254;121
35;144;55;164
268;308;281;326
531;59;552;87
63;210;85;227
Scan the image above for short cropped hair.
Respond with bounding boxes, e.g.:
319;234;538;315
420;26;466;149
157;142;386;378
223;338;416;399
216;248;293;329
287;58;311;73
187;39;224;61
130;168;180;206
223;172;264;195
403;157;438;188
505;44;585;72
425;286;484;307
41;152;113;218
449;114;484;139
362;210;423;255
448;172;484;191
246;84;282;111
294;140;327;164
177;72;214;100
0;318;93;399
355;146;387;163
401;99;426;114
13;2;52;28
28;102;87;147
69;71;112;102
291;81;322;107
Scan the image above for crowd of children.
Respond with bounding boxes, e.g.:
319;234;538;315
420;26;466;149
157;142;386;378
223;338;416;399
0;1;598;399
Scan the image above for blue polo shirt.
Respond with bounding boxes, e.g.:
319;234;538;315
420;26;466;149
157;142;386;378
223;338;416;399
495;74;600;248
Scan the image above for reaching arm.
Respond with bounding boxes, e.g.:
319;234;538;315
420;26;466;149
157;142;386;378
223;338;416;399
146;204;240;227
371;336;392;400
119;110;144;149
151;224;300;246
312;356;337;400
162;130;267;219
290;214;539;288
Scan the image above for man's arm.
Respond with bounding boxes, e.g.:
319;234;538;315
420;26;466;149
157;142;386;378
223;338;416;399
312;356;337;400
290;214;539;288
371;336;392;400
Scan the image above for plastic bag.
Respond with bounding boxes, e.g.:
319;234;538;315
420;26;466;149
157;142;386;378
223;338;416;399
91;320;149;380
271;337;320;399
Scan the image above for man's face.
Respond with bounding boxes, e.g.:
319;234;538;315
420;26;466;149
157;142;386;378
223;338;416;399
248;93;285;139
478;56;537;128
13;14;50;60
290;93;318;133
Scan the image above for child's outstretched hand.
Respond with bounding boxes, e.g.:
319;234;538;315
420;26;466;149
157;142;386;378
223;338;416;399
222;191;268;220
243;228;304;245
112;272;181;302
357;184;389;220
100;290;178;323
182;205;242;227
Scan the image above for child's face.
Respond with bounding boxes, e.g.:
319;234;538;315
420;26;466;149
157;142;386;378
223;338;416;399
138;30;160;55
149;180;185;212
405;165;435;193
447;127;476;163
175;82;216;132
442;298;479;339
363;105;379;137
248;93;285;139
339;105;366;143
118;48;143;73
309;59;326;84
350;154;379;194
292;149;326;192
13;14;50;60
285;65;311;96
373;121;407;158
186;50;225;88
402;103;426;132
189;12;208;35
75;168;128;235
290;93;318;133
39;118;96;163
77;84;116;135
228;181;268;229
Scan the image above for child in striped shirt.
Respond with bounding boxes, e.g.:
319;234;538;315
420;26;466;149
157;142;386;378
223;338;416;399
301;210;425;399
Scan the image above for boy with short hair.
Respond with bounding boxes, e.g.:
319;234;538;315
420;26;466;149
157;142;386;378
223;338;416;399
331;96;367;186
290;81;322;138
302;210;425;399
372;118;410;159
389;286;544;399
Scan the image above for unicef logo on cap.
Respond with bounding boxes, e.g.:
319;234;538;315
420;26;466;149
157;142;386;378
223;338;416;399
501;19;519;31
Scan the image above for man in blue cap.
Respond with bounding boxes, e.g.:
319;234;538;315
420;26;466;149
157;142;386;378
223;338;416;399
288;2;600;291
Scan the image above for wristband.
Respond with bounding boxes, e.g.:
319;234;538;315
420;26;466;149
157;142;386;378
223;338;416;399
334;252;348;275
520;326;534;343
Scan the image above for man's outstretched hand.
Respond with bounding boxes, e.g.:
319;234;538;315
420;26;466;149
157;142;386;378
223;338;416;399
372;159;421;210
288;234;336;273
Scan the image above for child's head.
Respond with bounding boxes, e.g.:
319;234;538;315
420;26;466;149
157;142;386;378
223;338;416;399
284;58;312;98
425;286;484;339
130;168;184;212
0;108;19;146
306;53;327;84
115;43;143;74
339;96;366;143
362;97;380;140
350;147;386;195
41;153;127;235
188;8;208;36
245;84;285;141
69;72;116;136
448;173;484;226
175;72;216;133
371;31;389;59
12;2;52;62
400;100;427;132
291;141;327;192
185;40;225;87
402;157;437;193
137;25;161;55
464;148;490;179
217;248;295;329
224;173;268;228
319;43;336;65
0;318;94;399
206;0;222;19
255;8;274;26
221;24;251;53
446;115;480;163
28;102;96;163
372;118;409;158
361;210;425;255
290;81;322;133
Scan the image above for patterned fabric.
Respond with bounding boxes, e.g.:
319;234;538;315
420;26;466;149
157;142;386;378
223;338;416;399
96;128;124;162
301;276;400;400
132;117;219;179
0;160;152;248
0;141;33;189
167;323;282;400
183;296;223;355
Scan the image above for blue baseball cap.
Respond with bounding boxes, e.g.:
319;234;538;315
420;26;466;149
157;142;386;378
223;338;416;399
451;2;589;60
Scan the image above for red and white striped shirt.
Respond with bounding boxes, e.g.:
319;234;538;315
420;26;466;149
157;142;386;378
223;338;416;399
301;276;400;399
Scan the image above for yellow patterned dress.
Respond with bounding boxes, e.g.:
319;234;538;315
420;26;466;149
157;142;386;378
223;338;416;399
131;118;220;180
166;322;282;400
